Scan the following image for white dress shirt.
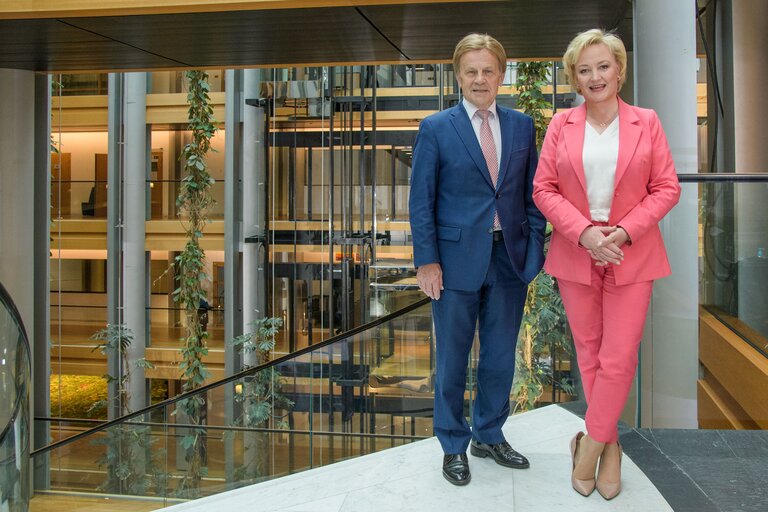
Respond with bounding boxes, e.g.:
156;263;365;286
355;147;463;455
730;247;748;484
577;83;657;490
463;98;502;167
583;116;619;222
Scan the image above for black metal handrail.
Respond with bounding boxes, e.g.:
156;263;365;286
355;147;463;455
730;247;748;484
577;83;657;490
32;295;432;456
35;231;558;456
37;417;430;441
677;173;768;182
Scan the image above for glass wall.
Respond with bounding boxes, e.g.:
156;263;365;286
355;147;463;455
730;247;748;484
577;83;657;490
700;180;768;355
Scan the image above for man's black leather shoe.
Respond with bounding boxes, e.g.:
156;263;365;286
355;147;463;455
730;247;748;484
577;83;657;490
442;453;471;485
470;440;530;469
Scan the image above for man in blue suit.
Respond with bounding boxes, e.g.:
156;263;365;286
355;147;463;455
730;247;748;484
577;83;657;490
409;33;546;485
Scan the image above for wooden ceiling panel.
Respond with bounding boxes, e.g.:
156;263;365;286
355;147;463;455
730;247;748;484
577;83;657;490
66;7;405;69
359;0;630;61
0;1;631;72
0;18;187;70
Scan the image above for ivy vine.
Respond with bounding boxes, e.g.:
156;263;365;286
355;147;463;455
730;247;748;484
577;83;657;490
513;62;575;412
515;61;552;151
173;69;216;497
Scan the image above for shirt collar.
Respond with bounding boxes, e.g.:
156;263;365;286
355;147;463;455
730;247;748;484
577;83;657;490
463;98;498;121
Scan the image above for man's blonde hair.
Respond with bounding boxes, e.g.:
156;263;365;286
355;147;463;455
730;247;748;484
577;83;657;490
453;33;507;74
562;28;627;93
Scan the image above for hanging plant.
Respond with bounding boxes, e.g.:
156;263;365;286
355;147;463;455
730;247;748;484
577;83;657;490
512;62;575;412
515;61;551;149
228;317;294;482
173;69;216;497
89;324;167;496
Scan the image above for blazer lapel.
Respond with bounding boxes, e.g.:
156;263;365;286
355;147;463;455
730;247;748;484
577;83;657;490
496;107;512;188
614;98;642;188
563;104;588;195
450;104;495;189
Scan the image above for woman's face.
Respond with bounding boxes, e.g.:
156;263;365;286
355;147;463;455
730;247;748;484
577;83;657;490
574;43;621;105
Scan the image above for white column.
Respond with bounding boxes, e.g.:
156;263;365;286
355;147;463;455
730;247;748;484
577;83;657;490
33;74;51;488
0;69;36;496
123;73;147;413
634;0;699;428
242;70;268;366
0;69;35;341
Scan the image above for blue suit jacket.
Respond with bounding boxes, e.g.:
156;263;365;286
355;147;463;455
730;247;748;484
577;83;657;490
409;102;546;290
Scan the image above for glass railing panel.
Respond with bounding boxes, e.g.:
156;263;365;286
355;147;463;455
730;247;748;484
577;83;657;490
148;69;226;94
700;179;768;356
0;283;32;511
36;418;104;447
147;307;226;350
51;181;109;220
32;300;434;502
147;181;225;221
56;74;109;96
174;299;436;493
50;305;108;346
37;409;171;504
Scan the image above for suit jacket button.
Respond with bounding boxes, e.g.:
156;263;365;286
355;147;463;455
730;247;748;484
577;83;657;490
487;227;494;234
495;192;501;199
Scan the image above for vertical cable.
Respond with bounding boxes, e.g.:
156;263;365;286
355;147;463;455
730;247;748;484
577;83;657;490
55;73;63;456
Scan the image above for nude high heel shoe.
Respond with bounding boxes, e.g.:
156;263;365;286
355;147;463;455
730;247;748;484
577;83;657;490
596;441;623;500
570;432;596;497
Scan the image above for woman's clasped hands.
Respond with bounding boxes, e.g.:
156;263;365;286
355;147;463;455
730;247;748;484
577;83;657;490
578;225;629;266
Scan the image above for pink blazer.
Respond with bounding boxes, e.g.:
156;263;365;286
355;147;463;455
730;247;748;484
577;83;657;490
532;98;681;286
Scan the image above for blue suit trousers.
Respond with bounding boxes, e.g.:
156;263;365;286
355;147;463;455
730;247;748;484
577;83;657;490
431;238;527;455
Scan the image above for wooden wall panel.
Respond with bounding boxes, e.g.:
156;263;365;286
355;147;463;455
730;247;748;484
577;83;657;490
699;309;768;429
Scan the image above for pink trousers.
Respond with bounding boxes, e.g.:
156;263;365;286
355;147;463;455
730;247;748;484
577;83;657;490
557;264;653;443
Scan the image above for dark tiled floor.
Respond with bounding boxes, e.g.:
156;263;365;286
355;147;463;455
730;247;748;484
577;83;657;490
559;403;768;512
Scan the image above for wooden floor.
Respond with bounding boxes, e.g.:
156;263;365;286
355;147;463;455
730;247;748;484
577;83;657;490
30;493;174;512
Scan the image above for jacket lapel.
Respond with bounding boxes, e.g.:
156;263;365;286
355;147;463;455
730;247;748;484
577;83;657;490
450;103;495;189
496;107;512;188
614;98;641;188
563;104;588;195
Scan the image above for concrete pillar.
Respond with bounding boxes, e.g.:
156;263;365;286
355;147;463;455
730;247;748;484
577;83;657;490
224;69;244;371
224;68;243;486
0;69;35;357
634;0;699;428
107;73;124;420
0;70;36;499
123;73;147;413
33;74;51;490
242;69;268;367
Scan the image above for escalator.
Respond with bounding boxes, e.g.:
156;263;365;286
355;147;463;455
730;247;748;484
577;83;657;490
0;282;32;511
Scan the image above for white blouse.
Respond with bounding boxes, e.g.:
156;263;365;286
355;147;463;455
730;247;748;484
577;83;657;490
582;116;619;222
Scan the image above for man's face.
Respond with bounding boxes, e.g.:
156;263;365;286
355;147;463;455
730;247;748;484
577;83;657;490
456;49;504;110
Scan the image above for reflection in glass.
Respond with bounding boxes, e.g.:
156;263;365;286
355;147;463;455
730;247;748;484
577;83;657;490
701;181;768;355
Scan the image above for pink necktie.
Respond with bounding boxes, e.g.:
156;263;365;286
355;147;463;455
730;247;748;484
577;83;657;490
477;109;500;230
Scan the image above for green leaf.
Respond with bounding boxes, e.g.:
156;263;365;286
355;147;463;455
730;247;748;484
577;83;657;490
180;435;196;451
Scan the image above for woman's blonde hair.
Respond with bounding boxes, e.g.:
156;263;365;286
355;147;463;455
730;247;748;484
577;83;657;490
562;28;627;93
453;33;507;74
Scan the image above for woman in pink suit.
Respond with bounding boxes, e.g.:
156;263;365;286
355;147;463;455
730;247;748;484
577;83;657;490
533;29;680;500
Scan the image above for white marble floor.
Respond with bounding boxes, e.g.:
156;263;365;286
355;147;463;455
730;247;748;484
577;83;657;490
161;406;672;512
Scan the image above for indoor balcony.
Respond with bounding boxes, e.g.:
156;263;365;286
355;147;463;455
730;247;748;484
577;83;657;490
26;173;768;511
